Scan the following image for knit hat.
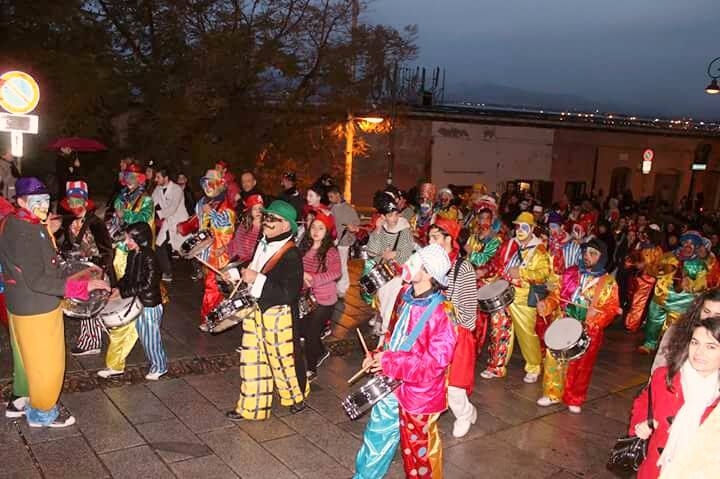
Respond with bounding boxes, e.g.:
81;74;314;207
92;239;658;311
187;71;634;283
263;200;298;233
243;194;264;211
417;244;452;287
311;209;337;240
513;211;535;226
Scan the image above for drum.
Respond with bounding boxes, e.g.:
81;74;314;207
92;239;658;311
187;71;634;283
60;260;110;319
544;317;591;361
107;220;127;245
350;243;369;260
298;290;318;319
341;375;402;420
180;230;214;259
477;279;515;313
216;260;247;295
207;291;256;333
99;296;144;328
359;261;398;296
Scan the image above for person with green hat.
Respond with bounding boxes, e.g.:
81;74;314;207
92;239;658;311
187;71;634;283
225;200;308;420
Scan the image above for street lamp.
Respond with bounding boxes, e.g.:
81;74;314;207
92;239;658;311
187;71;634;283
343;113;385;203
704;57;720;95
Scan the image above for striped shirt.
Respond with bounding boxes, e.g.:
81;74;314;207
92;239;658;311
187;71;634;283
366;225;414;265
563;241;582;269
446;257;477;330
228;224;261;263
302;247;342;305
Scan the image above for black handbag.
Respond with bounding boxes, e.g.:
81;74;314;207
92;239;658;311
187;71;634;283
607;381;653;475
527;283;549;307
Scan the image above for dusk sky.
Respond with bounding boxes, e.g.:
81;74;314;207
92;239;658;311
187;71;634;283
369;0;720;119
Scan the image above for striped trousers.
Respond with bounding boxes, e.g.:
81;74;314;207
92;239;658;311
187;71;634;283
75;317;104;350
106;304;167;374
235;305;306;420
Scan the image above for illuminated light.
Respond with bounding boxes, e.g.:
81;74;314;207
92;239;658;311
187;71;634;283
642;160;652;174
705;79;720;95
10;131;22;157
693;163;708;171
608;114;614;119
358;116;384;124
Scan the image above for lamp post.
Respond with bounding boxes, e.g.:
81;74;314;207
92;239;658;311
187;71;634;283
705;57;720;94
343;113;385;203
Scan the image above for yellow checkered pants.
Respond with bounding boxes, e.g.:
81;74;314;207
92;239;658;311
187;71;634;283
235;305;306;420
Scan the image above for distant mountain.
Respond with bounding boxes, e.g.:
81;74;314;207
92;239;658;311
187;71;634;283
444;82;680;119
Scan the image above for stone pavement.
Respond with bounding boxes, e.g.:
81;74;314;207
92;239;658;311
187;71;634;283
0;259;652;478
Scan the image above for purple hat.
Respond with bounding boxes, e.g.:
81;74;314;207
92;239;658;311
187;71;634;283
14;177;49;198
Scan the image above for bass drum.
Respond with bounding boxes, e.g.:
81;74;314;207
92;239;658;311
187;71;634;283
60;259;110;319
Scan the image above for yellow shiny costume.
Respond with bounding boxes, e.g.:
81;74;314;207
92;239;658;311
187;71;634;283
506;240;551;375
234;305;307;420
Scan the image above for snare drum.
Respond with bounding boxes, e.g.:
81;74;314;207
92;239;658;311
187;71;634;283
61;260;110;319
99;296;144;328
216;260;247;295
342;375;402;420
359;261;398;296
477;279;515;313
207;292;256;333
181;230;214;258
544;317;591;361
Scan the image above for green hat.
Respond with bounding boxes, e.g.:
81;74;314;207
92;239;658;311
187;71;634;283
263;200;298;233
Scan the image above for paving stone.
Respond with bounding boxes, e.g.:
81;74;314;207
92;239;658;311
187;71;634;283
169;455;239;479
136;418;211;463
281;409;361;469
31;435;108;479
147;378;233;433
237;415;296;442
104;384;175;425
61;390;145;453
264;434;352;478
540;409;628;442
494;419;610;475
307;387;353;424
0;430;36;477
438;408;509;448
200;426;296;479
16;420;81;445
99;445;174;479
0;468;43;479
583;393;634;424
184;373;239;409
445;437;562;478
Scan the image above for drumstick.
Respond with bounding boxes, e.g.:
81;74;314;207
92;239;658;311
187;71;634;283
558;297;601;312
193;255;225;277
229;280;244;298
356;329;369;355
347;363;373;385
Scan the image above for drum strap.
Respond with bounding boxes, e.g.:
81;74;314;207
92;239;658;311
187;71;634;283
260;241;296;274
393;294;444;352
391;230;401;252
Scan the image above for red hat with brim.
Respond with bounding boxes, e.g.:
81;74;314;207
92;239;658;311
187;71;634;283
432;217;461;251
59;197;96;213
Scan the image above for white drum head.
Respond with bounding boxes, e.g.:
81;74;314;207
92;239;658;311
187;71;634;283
545;317;583;350
478;280;509;300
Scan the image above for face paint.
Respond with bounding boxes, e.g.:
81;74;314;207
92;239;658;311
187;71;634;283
68;197;87;217
549;223;562;238
515;222;531;241
583;247;601;268
27;194;50;221
572;224;584;239
124;173;139;190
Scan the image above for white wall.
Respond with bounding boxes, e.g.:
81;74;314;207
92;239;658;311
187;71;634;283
431;122;554;192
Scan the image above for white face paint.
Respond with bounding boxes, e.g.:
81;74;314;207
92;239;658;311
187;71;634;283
515;222;531;241
26;194;50;221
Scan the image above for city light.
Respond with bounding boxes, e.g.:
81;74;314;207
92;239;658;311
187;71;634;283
706;79;720;95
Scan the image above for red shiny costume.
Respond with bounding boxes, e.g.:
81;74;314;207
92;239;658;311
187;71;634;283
624;244;663;332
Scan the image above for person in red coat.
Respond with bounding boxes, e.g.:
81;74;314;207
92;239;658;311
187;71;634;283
630;314;720;478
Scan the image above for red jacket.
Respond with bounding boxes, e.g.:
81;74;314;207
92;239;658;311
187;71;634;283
629;366;720;479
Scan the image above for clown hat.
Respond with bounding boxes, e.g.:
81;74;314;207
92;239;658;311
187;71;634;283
60;180;95;212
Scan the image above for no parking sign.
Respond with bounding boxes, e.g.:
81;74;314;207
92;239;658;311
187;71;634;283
0;70;40;159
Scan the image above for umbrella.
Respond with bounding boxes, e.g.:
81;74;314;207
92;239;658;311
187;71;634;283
47;137;108;152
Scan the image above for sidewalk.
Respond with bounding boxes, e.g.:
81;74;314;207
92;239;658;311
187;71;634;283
0;260;651;478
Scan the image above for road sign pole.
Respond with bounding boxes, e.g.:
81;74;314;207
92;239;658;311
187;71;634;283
11;131;23;158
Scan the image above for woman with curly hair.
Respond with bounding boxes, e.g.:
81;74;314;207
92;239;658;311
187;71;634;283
298;210;341;381
629;300;720;478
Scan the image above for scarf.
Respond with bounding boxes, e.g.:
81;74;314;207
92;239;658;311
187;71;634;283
657;361;720;469
15;207;41;224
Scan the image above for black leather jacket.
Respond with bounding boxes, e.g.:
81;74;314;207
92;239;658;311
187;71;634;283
118;246;162;307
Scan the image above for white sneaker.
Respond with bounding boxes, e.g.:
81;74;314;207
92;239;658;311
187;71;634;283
480;370;501;379
568;405;582;414
537;396;560;407
97;368;124;378
28;407;76;429
145;370;167;381
198;323;210;332
452;406;478;438
4;396;28;418
523;373;539;384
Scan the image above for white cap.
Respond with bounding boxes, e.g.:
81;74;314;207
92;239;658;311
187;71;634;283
417;244;451;287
